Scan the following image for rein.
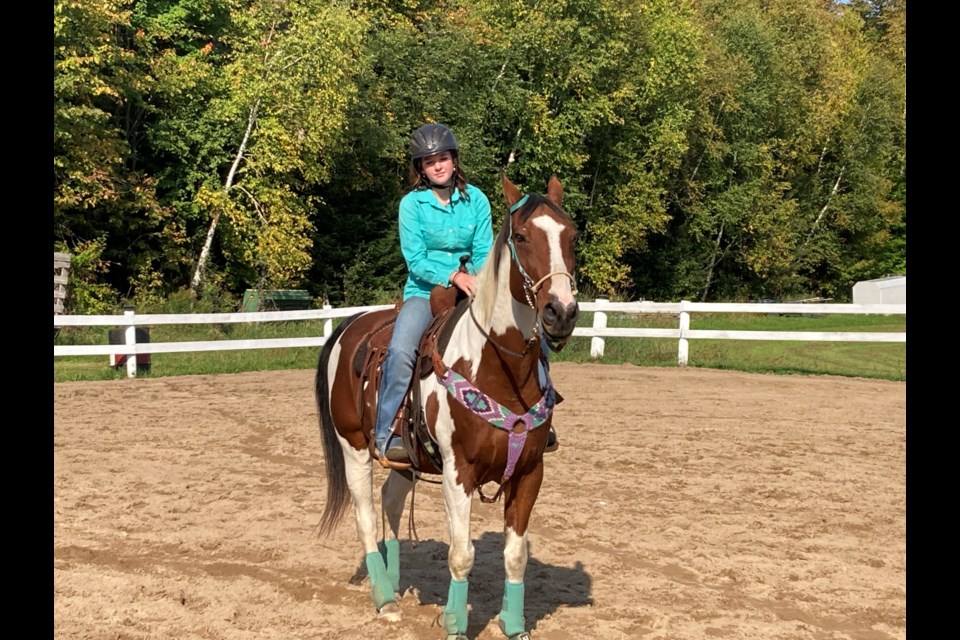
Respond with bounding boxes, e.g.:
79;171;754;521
506;194;578;304
427;192;575;503
468;193;578;358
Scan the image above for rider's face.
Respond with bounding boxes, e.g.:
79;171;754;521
421;151;455;186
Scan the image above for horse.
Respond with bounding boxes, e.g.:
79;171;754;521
314;172;579;639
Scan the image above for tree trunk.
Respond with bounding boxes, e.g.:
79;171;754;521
700;222;725;302
802;165;844;247
191;100;261;293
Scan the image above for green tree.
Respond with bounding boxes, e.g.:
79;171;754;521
189;0;366;293
628;0;905;302
130;0;236;297
54;0;171;308
53;0;906;307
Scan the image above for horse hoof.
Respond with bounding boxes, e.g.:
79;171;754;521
377;601;402;622
445;635;468;640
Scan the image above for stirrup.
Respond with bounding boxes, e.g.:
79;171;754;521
376;451;413;470
377;457;413;471
374;436;413;469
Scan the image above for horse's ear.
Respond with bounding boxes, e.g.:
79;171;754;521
501;171;523;210
546;174;564;207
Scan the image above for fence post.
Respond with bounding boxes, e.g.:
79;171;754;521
677;300;690;367
590;297;608;358
124;307;138;378
322;301;333;340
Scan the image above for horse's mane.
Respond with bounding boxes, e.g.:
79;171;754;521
472;193;569;325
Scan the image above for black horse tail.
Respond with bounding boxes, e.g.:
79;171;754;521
315;312;363;537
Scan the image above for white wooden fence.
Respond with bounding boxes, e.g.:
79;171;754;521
54;252;72;315
53;299;906;378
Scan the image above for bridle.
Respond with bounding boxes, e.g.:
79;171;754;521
468;193;578;357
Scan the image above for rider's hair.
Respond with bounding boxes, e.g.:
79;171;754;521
406;152;468;197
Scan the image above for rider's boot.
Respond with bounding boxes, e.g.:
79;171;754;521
377;432;410;462
376;402;411;463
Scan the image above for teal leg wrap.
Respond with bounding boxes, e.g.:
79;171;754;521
498;580;526;637
442;578;469;636
364;551;395;610
379;539;400;594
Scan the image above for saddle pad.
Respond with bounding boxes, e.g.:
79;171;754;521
351;314;398;378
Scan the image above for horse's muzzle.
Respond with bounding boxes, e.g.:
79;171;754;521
541;300;579;341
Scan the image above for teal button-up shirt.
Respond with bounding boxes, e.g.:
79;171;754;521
399;183;494;300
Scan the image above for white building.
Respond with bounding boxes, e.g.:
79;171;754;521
852;276;906;305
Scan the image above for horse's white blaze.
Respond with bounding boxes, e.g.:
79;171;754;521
531;215;576;306
503;526;529;582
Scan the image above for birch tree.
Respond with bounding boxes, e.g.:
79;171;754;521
190;0;365;292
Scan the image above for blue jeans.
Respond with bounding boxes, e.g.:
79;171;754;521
374;296;434;444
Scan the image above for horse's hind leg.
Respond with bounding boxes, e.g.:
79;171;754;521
337;435;401;619
379;469;415;596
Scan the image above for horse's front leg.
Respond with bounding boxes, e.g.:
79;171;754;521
441;466;475;639
498;462;544;639
380;469;416;600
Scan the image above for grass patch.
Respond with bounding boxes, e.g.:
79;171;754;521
551;312;906;381
54;312;906;383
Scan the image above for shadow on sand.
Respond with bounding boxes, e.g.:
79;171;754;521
350;530;592;638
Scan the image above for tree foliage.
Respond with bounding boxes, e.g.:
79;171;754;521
53;0;906;311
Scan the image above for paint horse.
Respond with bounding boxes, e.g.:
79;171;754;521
314;173;579;639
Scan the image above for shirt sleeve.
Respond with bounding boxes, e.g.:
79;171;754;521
469;190;494;274
398;197;446;287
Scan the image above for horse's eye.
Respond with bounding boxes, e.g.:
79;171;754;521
514;232;527;244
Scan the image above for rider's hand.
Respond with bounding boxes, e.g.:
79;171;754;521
450;271;477;297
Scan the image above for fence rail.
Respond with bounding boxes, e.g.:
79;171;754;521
54;299;906;378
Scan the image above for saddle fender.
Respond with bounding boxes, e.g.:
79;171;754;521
350;291;469;473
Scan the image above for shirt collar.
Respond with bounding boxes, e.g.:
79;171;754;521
411;186;463;208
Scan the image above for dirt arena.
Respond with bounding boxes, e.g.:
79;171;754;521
53;363;906;640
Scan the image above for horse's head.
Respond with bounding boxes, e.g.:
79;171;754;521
500;173;580;347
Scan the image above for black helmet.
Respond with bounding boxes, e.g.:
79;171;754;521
410;123;459;160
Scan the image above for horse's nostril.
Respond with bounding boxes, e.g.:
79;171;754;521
542;301;579;328
543;303;559;323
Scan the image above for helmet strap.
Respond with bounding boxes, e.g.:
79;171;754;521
423;176;454;190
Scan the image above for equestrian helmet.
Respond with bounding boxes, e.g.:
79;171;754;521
410;124;459;160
